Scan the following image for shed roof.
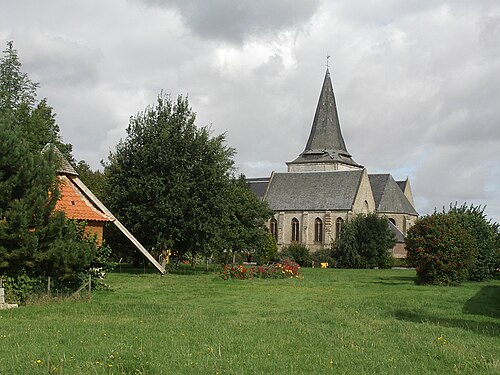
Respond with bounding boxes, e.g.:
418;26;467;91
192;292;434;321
264;170;363;211
55;175;112;222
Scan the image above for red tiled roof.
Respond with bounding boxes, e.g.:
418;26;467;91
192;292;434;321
55;175;112;222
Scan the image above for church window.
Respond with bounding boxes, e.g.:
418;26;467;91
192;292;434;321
335;217;344;240
362;200;369;214
270;218;278;240
314;218;323;242
291;218;300;242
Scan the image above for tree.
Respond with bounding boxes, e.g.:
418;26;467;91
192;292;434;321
222;175;273;262
447;203;499;282
105;93;270;263
0;41;73;161
0;41;37;112
333;213;395;268
0;42;97;291
406;212;476;286
0;115;92;283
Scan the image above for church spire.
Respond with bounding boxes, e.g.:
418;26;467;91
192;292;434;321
287;68;362;171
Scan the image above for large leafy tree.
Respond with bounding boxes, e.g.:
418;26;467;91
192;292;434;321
105;94;271;263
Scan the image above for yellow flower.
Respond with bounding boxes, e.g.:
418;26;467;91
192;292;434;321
35;359;42;364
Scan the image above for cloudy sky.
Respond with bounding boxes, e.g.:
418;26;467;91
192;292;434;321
1;0;499;221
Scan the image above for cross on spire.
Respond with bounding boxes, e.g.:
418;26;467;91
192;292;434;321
326;53;331;69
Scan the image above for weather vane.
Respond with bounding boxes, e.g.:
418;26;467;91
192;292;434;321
326;53;331;69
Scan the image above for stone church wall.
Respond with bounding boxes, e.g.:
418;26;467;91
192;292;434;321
273;211;350;252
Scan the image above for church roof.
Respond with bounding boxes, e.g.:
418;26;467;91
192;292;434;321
368;174;417;215
288;69;361;168
246;177;270;199
264;170;363;211
396;180;407;192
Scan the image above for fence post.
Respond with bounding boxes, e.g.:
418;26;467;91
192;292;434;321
88;274;91;293
47;276;51;296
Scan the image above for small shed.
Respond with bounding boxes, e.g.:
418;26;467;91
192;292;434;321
45;145;165;274
55;174;111;246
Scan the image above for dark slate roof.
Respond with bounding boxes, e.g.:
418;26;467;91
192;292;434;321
42;143;78;176
368;174;417;215
396;180;407;192
246;177;270;199
288;69;361;168
264;170;363;211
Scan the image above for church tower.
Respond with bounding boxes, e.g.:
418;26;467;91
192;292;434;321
287;69;362;172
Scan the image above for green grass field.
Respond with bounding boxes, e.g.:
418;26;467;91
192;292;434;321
0;268;499;374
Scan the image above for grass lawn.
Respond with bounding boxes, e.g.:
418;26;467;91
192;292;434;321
0;268;499;374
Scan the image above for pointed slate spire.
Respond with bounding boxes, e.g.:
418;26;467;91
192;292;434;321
288;69;361;170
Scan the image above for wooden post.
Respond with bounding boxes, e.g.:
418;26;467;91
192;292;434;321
88;274;91;293
47;276;51;296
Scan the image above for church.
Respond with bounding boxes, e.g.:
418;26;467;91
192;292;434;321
248;68;418;257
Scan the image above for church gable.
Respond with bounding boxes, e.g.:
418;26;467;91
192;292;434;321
396;178;415;208
368;174;418;215
264;170;363;211
351;169;376;214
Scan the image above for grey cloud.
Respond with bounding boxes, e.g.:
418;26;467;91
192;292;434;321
137;0;320;44
19;34;103;89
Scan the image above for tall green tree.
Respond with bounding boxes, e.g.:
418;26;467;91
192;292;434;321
0;41;73;161
0;115;92;282
105;94;271;263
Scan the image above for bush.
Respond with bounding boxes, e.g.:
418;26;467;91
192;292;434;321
311;247;336;268
406;213;476;286
279;243;311;267
448;203;499;281
333;213;395;268
220;260;302;280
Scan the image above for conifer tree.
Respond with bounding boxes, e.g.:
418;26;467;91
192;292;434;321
0;41;73;161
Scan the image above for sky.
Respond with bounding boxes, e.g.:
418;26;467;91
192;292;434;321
1;0;499;222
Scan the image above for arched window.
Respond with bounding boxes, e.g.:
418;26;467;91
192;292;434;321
388;218;396;226
270;218;278;240
335;217;344;241
291;218;300;242
362;200;369;214
314;218;323;242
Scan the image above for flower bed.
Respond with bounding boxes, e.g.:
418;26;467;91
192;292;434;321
220;260;302;280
